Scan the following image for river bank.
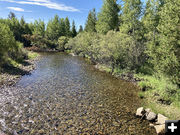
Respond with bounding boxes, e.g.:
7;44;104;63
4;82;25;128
0;51;39;88
69;53;180;120
96;64;180;120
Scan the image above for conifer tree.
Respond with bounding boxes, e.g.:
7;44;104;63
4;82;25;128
120;0;142;37
59;18;66;36
71;20;77;37
78;25;83;33
65;17;71;37
142;0;159;40
85;8;97;32
96;0;119;34
33;19;45;37
46;15;61;40
8;12;16;20
151;0;180;83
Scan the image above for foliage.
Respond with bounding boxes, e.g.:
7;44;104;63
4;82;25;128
57;36;69;51
46;15;61;41
71;21;77;37
65;17;71;37
0;22;26;66
85;8;97;32
96;0;119;34
153;0;180;84
66;31;145;72
23;34;56;49
28;51;39;59
120;0;142;40
78;25;83;33
138;74;179;104
33;19;45;37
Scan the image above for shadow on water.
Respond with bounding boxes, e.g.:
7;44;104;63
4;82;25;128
0;52;156;135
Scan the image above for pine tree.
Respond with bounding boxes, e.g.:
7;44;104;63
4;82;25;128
33;19;45;37
65;17;71;37
71;20;77;37
85;8;97;32
59;18;66;36
8;17;22;41
20;16;31;35
142;0;161;71
78;25;83;33
28;22;34;34
151;0;180;83
8;12;16;20
20;16;25;27
120;0;142;37
46;15;61;40
96;0;119;34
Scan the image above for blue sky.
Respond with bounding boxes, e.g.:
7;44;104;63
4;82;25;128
0;0;103;28
0;0;145;29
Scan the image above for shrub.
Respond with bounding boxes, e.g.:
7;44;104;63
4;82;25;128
66;31;145;72
57;36;69;51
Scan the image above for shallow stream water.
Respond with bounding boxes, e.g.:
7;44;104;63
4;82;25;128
0;52;156;135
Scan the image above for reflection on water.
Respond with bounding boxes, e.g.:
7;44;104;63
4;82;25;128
0;52;156;134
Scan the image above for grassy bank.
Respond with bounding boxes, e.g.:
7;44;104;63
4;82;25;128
0;51;39;87
136;74;180;119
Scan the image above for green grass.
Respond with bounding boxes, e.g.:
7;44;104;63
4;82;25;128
7;58;21;67
28;51;39;59
136;73;180;119
97;64;112;73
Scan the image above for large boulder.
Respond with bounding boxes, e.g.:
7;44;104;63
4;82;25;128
154;124;165;135
136;107;145;117
156;114;168;125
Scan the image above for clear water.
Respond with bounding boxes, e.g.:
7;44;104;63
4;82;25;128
0;52;156;134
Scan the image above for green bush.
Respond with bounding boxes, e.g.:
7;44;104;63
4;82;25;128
57;36;69;51
0;22;27;67
66;31;145;72
138;74;179;103
23;34;56;49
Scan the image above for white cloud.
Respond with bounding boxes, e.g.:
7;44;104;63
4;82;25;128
7;7;25;12
1;0;80;12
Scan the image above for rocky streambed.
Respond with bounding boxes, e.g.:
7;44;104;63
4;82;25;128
0;52;156;134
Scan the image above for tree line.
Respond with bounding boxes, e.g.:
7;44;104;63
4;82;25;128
0;12;82;67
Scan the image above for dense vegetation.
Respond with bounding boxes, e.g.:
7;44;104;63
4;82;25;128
65;0;180;113
0;12;79;68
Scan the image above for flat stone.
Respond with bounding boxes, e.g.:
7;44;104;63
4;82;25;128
146;112;157;121
156;114;168;125
154;124;165;135
136;107;144;117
